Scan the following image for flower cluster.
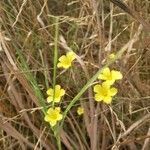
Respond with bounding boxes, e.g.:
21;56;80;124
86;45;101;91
93;67;122;104
44;51;76;127
44;85;65;127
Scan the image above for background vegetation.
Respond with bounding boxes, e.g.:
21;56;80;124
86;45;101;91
0;0;150;149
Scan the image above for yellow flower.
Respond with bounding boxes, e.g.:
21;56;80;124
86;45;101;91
98;67;123;85
108;53;115;59
44;107;63;127
46;85;65;103
77;107;84;115
57;51;76;69
93;82;117;104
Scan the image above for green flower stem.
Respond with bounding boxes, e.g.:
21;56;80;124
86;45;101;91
52;17;62;150
52;17;59;108
56;134;62;150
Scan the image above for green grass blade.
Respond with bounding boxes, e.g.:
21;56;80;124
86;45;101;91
16;49;47;114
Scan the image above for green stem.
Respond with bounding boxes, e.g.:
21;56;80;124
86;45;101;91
53;127;61;150
52;17;62;150
52;17;59;107
57;134;62;150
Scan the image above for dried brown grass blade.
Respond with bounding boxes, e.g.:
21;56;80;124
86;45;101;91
110;0;150;31
0;119;36;149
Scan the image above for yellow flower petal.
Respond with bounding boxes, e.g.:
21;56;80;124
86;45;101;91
77;107;84;115
110;88;118;96
98;67;111;80
111;70;123;80
94;84;101;93
58;60;71;69
101;82;111;88
63;64;71;69
57;62;62;68
95;94;102;102
102;67;111;76
55;107;61;112
57;114;63;120
47;96;53;103
104;80;115;85
47;108;53;114
60;89;65;96
98;74;105;80
46;88;53;95
44;115;50;122
58;55;66;61
67;51;76;61
103;96;112;104
55;85;61;90
54;97;61;103
57;56;67;68
108;53;115;59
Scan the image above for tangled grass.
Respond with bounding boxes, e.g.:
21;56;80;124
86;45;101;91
0;0;150;149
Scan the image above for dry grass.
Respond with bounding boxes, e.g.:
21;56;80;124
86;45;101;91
0;0;150;149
